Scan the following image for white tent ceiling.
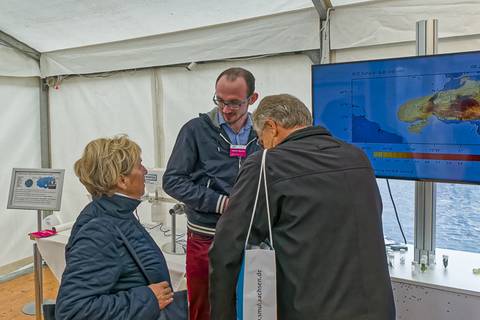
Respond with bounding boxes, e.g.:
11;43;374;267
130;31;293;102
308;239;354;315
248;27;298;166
0;0;315;52
0;0;327;77
0;0;375;53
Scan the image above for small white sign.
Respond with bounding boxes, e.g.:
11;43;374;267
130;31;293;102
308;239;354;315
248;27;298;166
7;168;65;211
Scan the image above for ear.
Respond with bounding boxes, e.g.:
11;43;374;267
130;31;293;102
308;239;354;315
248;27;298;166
249;92;259;105
116;175;128;192
264;119;279;137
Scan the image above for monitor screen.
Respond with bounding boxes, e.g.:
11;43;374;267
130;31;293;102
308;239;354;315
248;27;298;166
312;51;480;183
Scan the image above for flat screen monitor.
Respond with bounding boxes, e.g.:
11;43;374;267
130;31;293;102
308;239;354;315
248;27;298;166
312;51;480;184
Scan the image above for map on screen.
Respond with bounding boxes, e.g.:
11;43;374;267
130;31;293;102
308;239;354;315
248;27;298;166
312;51;480;183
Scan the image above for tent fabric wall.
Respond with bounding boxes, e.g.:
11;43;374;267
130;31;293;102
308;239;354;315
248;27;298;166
0;45;40;77
40;8;320;77
0;76;41;268
48;54;312;224
333;36;480;63
329;0;480;51
332;25;480;63
49;70;156;223
158;54;313;157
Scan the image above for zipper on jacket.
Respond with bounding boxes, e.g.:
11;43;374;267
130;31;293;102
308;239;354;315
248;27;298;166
219;133;231;145
206;179;211;188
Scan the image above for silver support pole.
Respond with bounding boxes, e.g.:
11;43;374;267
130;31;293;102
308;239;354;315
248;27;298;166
33;243;43;320
161;204;185;255
171;213;177;253
414;19;438;265
416;19;438;57
25;80;51;318
37;78;50;316
311;0;330;19
414;182;437;263
39;78;51;169
35;210;44;319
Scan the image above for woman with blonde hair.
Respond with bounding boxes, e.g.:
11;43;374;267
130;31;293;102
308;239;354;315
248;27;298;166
55;135;179;320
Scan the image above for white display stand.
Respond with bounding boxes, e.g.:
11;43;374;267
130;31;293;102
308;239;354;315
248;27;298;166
7;168;65;320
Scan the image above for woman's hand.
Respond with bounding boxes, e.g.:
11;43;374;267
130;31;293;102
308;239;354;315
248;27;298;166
148;281;174;309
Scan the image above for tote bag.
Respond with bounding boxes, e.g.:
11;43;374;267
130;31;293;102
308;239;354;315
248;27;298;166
236;149;277;320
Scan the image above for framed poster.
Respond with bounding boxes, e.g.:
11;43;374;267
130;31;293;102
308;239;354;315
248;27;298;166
7;168;65;211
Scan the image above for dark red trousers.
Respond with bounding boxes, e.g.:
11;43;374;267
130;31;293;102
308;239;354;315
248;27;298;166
186;230;213;320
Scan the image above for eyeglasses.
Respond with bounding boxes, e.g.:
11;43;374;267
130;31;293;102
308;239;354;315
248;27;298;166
212;94;251;109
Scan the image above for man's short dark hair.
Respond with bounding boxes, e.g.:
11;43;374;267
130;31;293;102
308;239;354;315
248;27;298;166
215;67;255;97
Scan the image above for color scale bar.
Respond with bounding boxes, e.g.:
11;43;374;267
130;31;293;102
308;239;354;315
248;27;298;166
373;152;480;161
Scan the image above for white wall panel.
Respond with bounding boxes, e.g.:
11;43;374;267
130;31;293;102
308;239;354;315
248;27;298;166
333;37;480;63
49;70;155;222
158;54;313;159
0;77;40;268
330;0;480;50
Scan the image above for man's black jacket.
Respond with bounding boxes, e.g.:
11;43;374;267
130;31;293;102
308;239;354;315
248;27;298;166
210;126;395;320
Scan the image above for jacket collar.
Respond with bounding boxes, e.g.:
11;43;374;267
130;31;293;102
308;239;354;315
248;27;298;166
202;107;222;128
93;194;141;219
279;126;331;146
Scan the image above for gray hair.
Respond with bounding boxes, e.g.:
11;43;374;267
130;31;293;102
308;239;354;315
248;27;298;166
252;94;312;132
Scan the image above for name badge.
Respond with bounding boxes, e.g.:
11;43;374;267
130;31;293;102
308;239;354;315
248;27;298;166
230;145;247;158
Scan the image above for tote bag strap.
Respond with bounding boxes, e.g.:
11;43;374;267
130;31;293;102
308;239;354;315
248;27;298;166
244;149;274;249
115;225;154;285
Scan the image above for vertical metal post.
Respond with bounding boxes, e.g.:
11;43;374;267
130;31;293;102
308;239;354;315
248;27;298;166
33;243;43;320
39;78;51;169
34;78;50;318
171;213;177;253
414;19;438;265
161;204;185;255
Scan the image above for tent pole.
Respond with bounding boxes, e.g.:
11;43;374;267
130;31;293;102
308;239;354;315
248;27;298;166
39;79;51;169
311;0;330;19
414;19;438;266
311;1;333;65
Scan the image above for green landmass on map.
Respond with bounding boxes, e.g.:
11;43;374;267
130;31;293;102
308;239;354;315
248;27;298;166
397;77;480;133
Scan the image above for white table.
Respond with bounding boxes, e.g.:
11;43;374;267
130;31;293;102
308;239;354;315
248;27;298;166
388;245;480;297
36;224;187;290
388;245;480;319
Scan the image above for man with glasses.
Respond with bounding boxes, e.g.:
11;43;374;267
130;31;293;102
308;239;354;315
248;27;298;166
163;67;260;320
